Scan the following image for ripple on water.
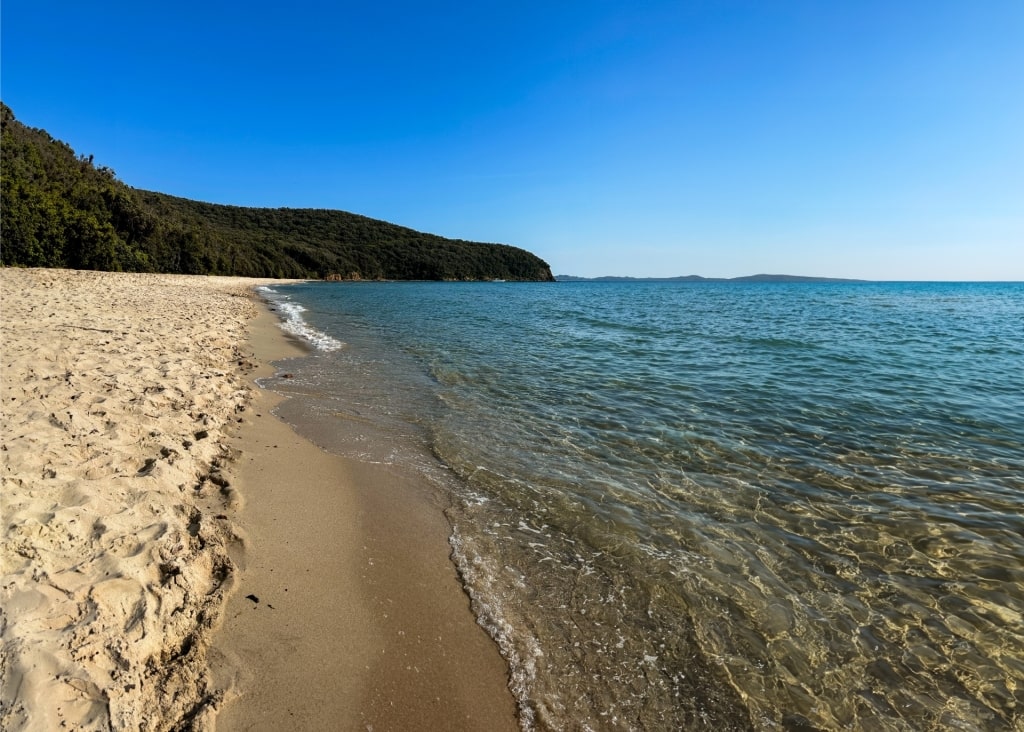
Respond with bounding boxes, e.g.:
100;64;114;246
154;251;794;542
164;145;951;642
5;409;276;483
265;281;1024;730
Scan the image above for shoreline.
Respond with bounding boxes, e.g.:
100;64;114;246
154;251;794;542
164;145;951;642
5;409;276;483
0;269;516;730
212;300;517;730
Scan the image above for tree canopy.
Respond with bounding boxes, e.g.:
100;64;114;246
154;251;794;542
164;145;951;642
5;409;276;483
0;103;554;281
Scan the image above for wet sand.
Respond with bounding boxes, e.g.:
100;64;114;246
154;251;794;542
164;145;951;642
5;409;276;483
212;305;518;730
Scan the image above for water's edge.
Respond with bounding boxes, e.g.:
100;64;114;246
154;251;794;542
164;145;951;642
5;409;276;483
254;282;1024;731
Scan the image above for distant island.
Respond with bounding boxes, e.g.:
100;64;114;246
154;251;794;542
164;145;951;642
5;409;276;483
556;274;868;283
0;103;554;282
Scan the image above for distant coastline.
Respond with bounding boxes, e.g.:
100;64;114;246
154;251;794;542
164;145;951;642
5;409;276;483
555;274;869;283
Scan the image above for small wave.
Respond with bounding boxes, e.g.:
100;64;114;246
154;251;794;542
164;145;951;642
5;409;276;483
256;286;344;352
449;524;541;730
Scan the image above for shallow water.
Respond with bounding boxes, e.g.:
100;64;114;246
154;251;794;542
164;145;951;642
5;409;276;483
259;281;1024;730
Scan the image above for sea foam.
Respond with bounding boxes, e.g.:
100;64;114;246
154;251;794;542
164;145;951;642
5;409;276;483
257;286;343;352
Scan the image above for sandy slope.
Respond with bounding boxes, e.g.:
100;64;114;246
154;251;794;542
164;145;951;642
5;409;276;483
0;268;284;731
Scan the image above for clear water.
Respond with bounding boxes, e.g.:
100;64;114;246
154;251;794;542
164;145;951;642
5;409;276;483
258;281;1024;731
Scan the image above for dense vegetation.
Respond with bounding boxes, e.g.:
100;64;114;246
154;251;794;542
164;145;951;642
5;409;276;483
1;104;554;281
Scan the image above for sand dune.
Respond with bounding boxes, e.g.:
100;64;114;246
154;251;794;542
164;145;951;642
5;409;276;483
0;269;285;731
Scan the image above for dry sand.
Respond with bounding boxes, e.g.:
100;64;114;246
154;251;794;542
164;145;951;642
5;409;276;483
0;268;516;730
0;268;278;730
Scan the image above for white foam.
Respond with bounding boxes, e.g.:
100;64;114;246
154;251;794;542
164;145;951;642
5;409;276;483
257;286;343;352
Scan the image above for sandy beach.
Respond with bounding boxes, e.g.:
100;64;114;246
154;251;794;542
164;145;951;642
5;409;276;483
0;268;516;730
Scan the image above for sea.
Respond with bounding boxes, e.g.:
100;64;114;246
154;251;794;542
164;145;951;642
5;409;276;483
255;280;1023;731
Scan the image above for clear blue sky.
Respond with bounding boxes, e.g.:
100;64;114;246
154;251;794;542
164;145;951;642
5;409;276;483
3;1;1022;279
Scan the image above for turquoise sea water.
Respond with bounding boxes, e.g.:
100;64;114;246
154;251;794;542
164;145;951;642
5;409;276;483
258;281;1024;731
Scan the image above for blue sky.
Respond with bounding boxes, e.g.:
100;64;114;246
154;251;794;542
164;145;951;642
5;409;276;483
3;1;1022;279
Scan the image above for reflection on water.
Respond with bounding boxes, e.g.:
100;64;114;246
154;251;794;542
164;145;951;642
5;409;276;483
263;282;1024;730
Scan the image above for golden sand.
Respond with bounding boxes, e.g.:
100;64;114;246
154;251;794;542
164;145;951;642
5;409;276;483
0;268;288;729
1;268;516;730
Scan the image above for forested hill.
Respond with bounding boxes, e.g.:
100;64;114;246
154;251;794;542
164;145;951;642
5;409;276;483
0;104;554;281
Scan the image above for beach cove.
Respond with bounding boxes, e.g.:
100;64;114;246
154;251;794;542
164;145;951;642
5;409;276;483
0;268;516;730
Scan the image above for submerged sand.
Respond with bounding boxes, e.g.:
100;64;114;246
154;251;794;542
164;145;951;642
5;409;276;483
0;267;516;730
